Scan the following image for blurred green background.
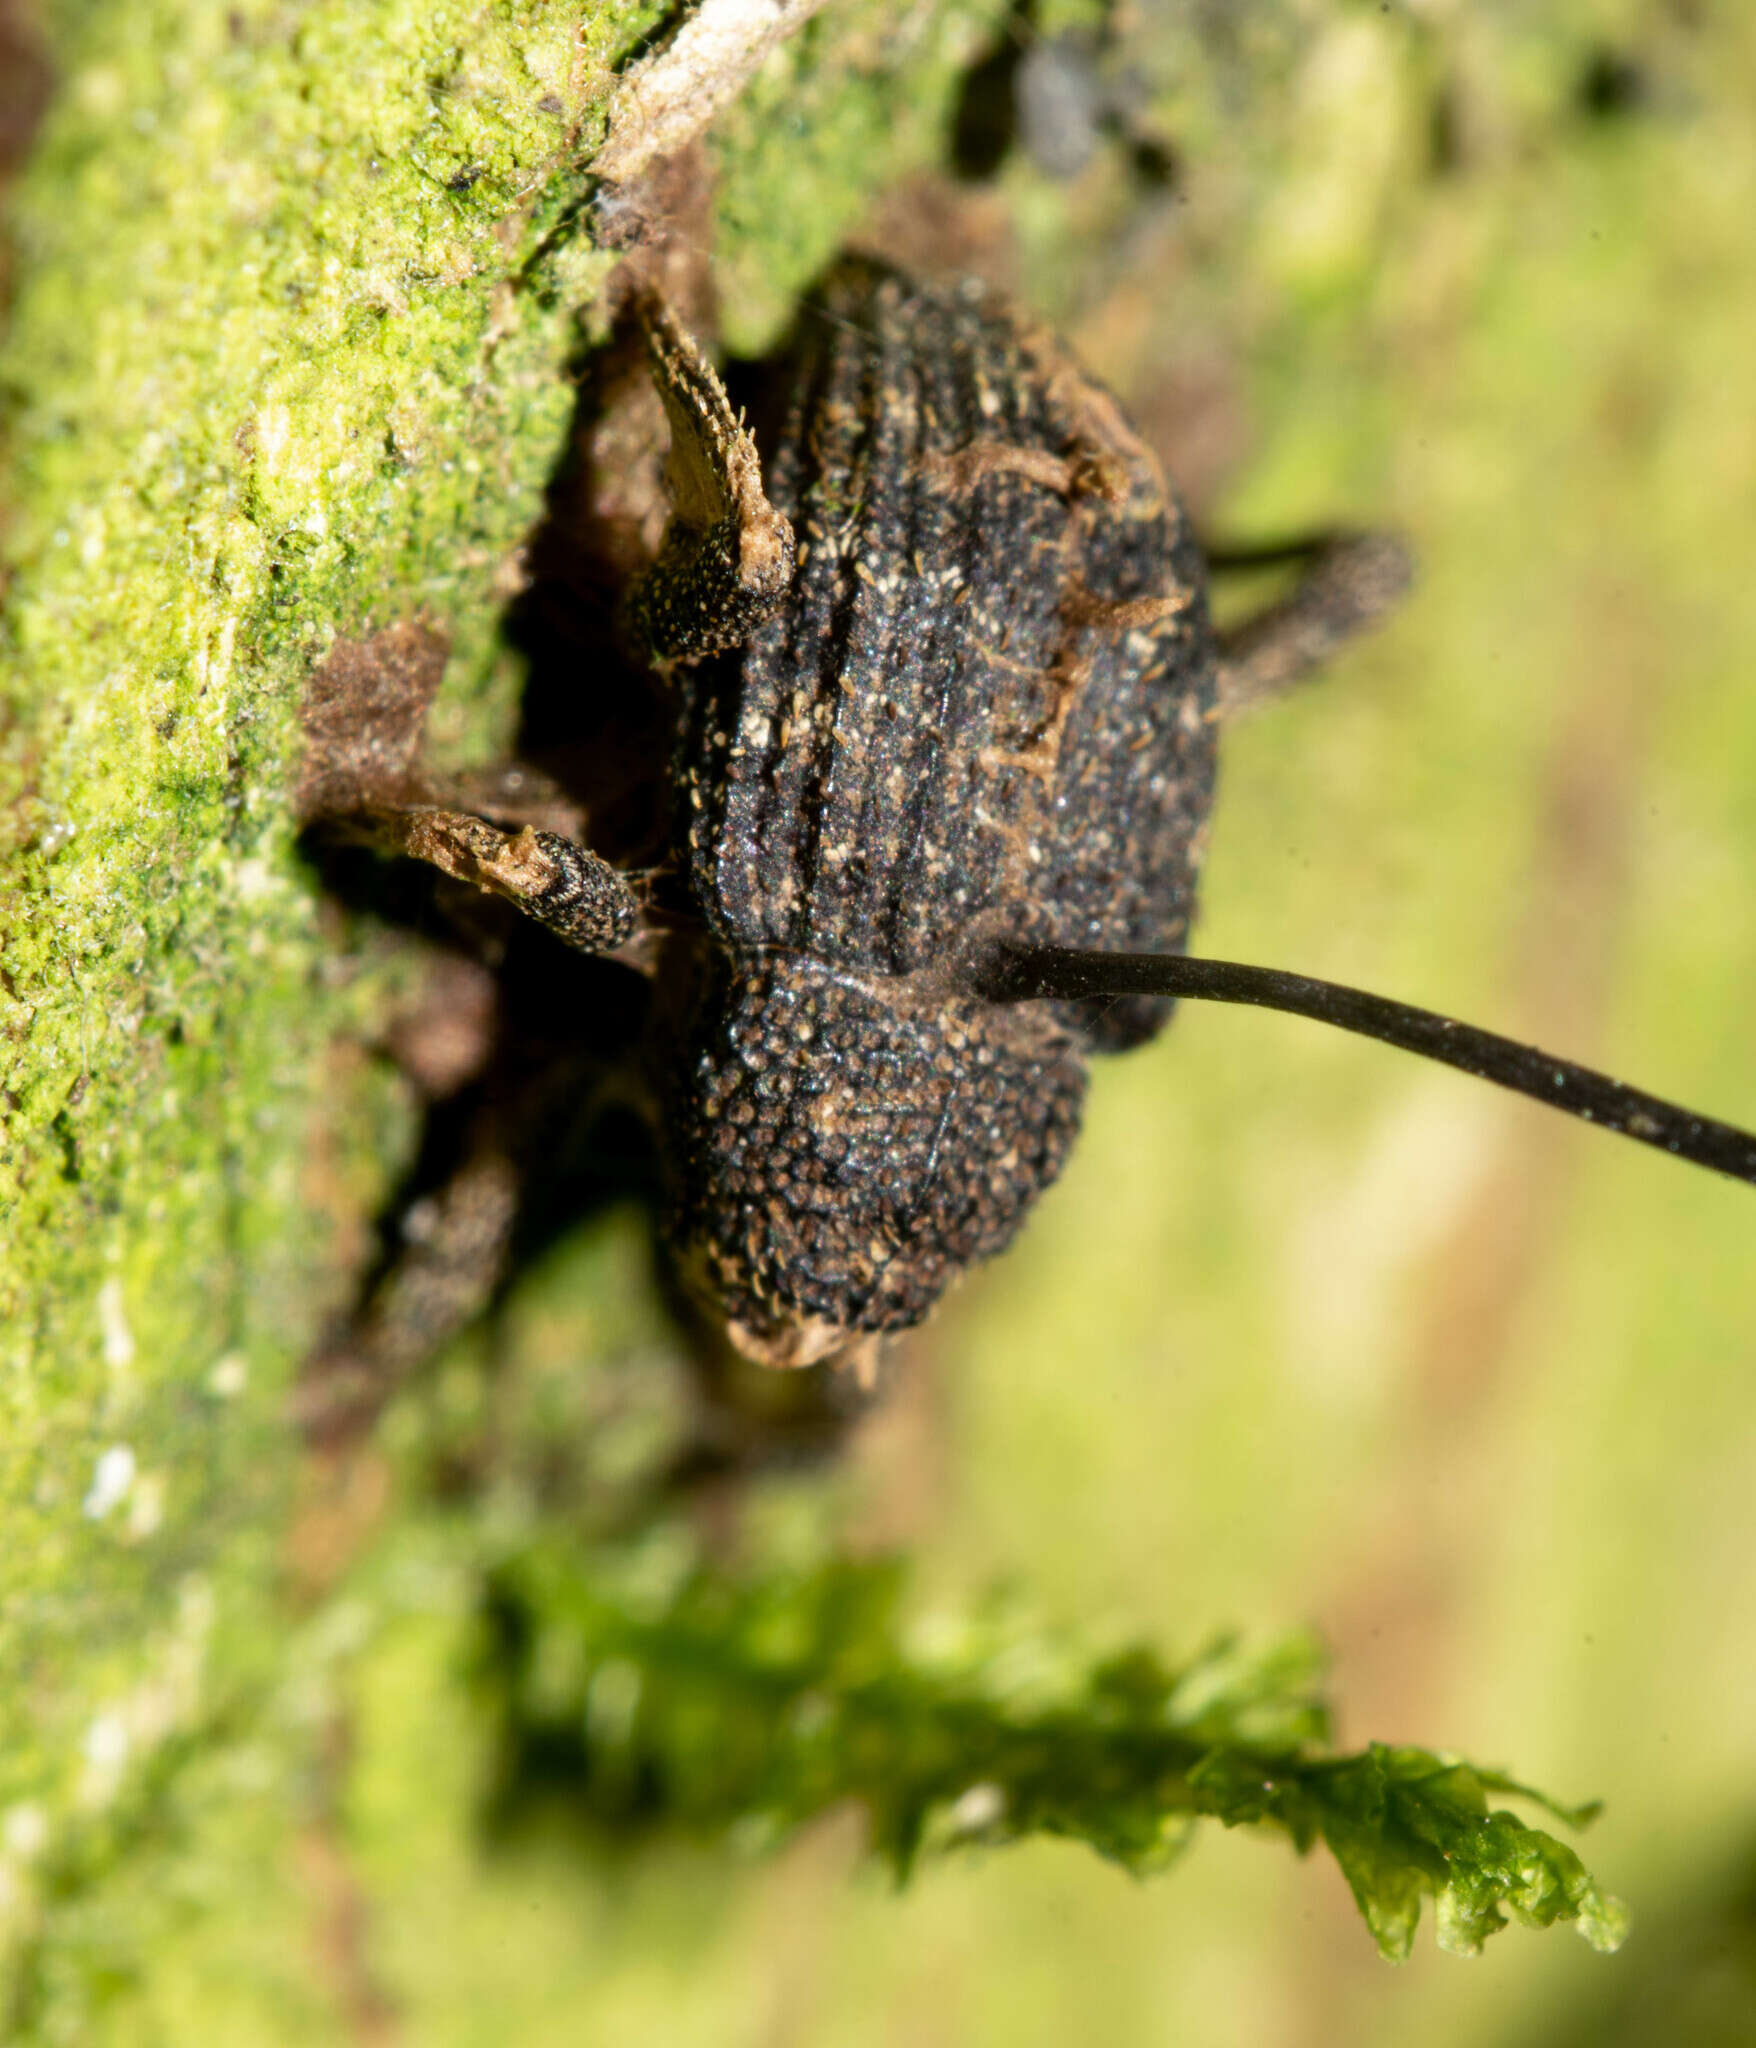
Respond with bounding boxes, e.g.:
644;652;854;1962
714;7;1756;2040
5;0;1756;2041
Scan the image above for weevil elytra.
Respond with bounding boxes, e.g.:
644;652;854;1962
302;256;1755;1423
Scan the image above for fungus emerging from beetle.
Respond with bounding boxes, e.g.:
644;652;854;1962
306;258;1755;1414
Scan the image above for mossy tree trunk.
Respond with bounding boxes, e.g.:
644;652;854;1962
6;1;1756;2038
0;0;1001;2017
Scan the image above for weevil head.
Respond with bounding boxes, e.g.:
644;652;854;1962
661;954;1088;1368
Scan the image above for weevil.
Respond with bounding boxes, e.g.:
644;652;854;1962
300;256;1756;1430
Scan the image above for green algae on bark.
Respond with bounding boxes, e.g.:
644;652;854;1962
0;0;659;1952
0;0;1008;1993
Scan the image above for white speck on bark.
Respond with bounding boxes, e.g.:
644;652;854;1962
98;1275;135;1370
83;1443;136;1519
207;1352;248;1397
1;1804;48;1861
947;1781;1006;1832
81;1712;131;1804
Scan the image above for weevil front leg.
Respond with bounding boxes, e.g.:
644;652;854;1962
620;286;796;666
1211;531;1412;716
347;806;641;954
298;641;642;954
304;290;791;950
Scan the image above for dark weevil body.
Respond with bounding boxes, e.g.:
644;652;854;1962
660;260;1216;1364
306;254;1754;1420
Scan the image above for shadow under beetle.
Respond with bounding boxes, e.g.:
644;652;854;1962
304;256;1756;1419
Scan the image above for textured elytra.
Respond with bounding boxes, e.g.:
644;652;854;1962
674;259;1217;999
657;258;1219;1355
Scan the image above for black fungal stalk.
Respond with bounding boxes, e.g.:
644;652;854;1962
975;943;1756;1187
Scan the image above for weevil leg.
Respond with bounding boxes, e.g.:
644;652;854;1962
296;629;646;954
620;287;797;667
1210;531;1412;716
296;1145;520;1450
344;805;642;954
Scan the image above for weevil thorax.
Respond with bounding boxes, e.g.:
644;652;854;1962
661;954;1087;1365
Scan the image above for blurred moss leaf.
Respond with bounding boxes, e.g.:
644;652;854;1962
480;1540;1624;1962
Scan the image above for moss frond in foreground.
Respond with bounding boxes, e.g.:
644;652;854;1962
481;1538;1627;1962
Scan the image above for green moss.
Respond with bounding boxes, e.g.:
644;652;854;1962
0;0;993;2010
0;0;673;1982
